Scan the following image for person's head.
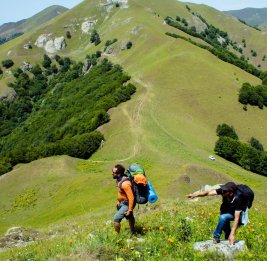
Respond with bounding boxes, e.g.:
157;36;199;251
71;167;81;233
220;182;237;198
112;164;125;179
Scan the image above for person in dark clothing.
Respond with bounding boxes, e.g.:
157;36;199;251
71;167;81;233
187;182;246;245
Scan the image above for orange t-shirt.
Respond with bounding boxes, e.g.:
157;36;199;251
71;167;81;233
117;177;135;211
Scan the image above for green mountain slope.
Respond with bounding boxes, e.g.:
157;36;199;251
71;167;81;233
0;5;68;40
224;8;267;28
0;1;267;255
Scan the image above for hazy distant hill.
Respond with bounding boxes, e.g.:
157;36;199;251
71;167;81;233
0;5;68;44
224;7;267;28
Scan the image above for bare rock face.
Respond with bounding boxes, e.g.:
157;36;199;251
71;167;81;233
82;59;92;74
20;61;32;72
35;34;66;53
194;240;246;259
107;0;129;8
35;34;51;48
81;20;97;33
23;43;32;50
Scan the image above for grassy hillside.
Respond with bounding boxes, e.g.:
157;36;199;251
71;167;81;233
224;8;267;28
0;0;267;258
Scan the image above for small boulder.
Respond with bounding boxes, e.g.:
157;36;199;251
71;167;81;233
20;61;32;72
194;240;246;259
23;43;32;50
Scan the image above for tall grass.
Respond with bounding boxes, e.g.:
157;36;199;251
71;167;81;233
1;199;266;260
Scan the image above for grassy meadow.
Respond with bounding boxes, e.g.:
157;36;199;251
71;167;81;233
0;0;267;259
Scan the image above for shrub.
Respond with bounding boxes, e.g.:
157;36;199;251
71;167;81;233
126;41;133;49
90;30;101;46
216;123;239;140
42;54;52;69
66;31;71;39
249;137;264;151
2;59;14;69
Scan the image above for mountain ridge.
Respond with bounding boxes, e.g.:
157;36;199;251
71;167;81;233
0;5;68;44
224;7;267;28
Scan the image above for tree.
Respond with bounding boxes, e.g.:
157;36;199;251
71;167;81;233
126;41;133;49
66;31;71;39
42;54;52;69
2;59;14;69
216;123;239;140
90;30;101;46
249;137;264;151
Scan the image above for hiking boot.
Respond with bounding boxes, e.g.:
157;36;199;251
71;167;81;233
213;237;220;243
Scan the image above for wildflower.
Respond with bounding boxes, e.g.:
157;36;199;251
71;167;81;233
168;238;174;243
159;226;164;230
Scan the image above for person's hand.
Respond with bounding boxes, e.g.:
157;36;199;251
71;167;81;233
229;234;235;245
124;210;132;217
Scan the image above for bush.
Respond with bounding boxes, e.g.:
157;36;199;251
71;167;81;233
66;31;71;39
2;59;14;69
249;137;264;151
90;30;101;46
42;54;52;69
126;41;133;49
216;123;239;140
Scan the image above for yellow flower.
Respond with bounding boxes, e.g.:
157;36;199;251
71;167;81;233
168;238;174;243
159;226;164;230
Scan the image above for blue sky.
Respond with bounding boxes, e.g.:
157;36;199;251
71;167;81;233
1;0;267;25
0;0;84;25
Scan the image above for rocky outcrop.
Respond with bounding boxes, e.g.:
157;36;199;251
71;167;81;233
23;43;32;50
107;0;129;8
0;227;39;250
35;34;66;53
194;240;246;259
81;20;97;33
82;59;92;74
192;16;208;33
35;34;52;48
20;61;32;72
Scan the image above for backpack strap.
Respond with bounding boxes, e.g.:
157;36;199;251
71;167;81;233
118;176;130;190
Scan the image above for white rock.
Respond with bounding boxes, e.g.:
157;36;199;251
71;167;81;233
35;34;51;48
81;20;96;33
54;36;66;50
194;240;246;259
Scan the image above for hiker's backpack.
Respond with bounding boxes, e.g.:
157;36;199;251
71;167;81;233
125;163;149;204
236;184;254;209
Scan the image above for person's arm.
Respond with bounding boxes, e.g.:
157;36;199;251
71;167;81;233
229;210;241;245
187;190;217;199
122;182;135;216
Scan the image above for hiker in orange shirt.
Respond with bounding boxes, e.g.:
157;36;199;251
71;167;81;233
112;164;135;233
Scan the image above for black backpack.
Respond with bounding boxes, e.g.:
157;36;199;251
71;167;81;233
119;164;148;204
236;184;254;209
